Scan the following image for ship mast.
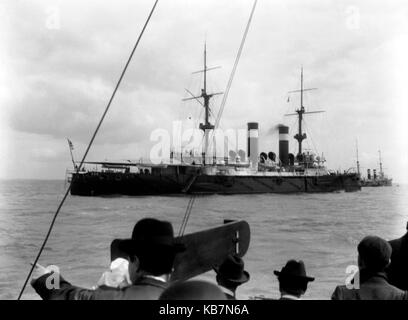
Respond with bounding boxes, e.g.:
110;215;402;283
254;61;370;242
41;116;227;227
356;139;361;176
285;67;323;159
183;43;222;165
379;150;383;177
200;43;214;160
295;68;306;156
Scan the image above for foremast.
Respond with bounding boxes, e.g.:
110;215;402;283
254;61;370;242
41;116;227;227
356;140;361;177
183;43;222;165
378;150;384;178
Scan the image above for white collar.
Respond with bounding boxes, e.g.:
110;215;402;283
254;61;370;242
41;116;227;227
221;287;235;297
281;294;301;300
143;275;167;283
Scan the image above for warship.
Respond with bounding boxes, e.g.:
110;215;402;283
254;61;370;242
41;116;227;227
68;51;361;196
358;150;392;187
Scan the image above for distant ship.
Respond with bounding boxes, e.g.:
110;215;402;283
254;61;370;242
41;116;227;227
358;150;392;187
69;49;361;196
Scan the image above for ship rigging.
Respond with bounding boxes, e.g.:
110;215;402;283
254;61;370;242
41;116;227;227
182;43;223;165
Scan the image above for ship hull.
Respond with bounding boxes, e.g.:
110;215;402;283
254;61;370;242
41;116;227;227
361;178;392;187
70;170;361;196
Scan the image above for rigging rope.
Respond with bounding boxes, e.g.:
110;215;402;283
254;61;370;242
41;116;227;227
179;1;258;241
16;0;159;300
178;195;196;237
210;0;258;149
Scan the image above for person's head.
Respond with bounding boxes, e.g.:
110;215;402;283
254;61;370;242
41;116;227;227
274;260;314;298
214;254;250;293
357;235;392;272
159;280;226;300
119;218;185;283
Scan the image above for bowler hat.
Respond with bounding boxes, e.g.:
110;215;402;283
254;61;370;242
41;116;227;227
274;260;315;282
214;254;250;284
357;235;392;271
119;218;185;255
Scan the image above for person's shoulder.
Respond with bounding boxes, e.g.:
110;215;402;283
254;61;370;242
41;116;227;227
389;237;403;248
118;279;167;300
384;282;408;298
92;284;146;300
331;285;348;300
389;233;408;250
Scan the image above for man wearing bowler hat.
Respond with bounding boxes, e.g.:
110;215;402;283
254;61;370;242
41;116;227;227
274;260;315;300
331;235;407;300
214;254;250;300
31;218;185;300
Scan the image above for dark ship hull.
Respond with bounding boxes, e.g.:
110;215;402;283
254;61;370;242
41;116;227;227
70;166;361;196
360;166;392;187
361;178;392;187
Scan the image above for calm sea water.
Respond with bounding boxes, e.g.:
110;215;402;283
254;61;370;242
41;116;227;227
0;179;407;300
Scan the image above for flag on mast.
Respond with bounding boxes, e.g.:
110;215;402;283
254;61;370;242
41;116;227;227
67;138;74;150
67;138;76;168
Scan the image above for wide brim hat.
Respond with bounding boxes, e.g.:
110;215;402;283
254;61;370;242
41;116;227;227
118;218;186;255
274;260;315;282
214;254;250;284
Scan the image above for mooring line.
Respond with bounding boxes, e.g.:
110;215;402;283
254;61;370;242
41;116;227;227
178;195;196;237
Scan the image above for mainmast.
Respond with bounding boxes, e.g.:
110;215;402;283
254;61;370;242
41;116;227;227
183;43;222;165
356;140;361;176
285;68;323;159
294;68;307;156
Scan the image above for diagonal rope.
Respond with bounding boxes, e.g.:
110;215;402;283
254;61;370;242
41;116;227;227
177;2;258;241
16;0;159;300
209;0;258;150
178;195;196;237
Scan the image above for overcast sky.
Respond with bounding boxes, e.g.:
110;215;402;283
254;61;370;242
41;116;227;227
1;0;408;182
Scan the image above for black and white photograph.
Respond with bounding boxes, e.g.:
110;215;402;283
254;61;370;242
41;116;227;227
0;0;407;308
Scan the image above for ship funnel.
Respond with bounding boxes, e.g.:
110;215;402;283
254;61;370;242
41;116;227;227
373;169;377;180
279;125;289;166
367;169;371;180
247;122;259;167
